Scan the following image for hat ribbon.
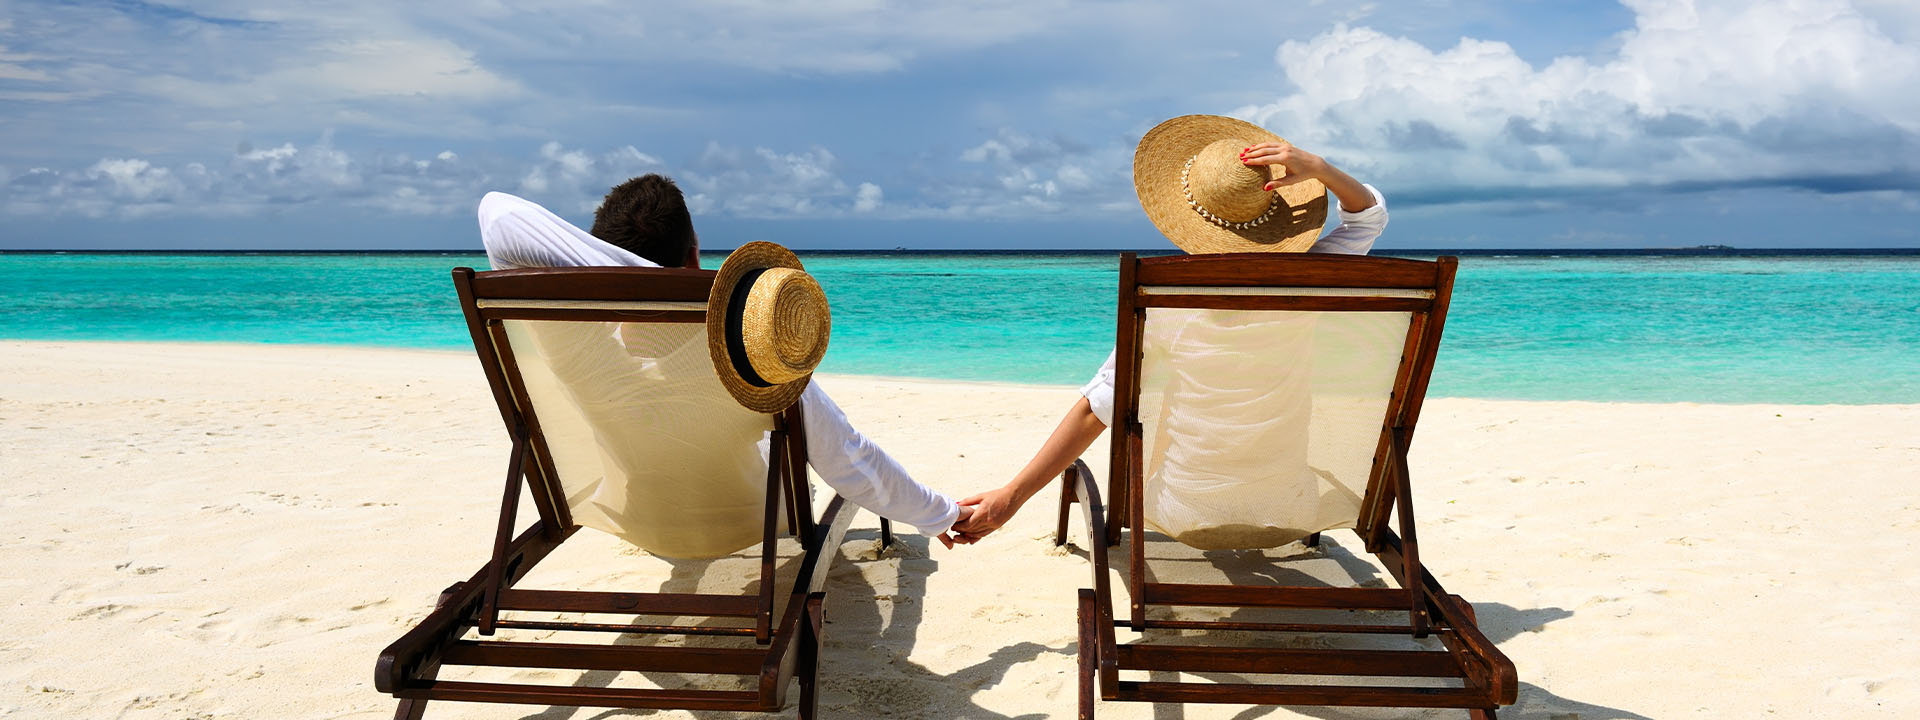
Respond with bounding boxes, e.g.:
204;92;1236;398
723;268;775;388
1181;156;1280;231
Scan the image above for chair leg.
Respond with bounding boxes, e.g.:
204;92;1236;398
1077;589;1097;720
1056;467;1078;546
391;582;465;720
1305;532;1320;547
799;592;825;719
879;517;893;549
392;698;428;720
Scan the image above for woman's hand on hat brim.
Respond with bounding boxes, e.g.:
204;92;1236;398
1240;141;1328;191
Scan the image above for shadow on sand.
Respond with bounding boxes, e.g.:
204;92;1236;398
1052;531;1652;720
508;527;1059;720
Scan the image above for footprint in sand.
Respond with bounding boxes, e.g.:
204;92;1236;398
68;603;130;621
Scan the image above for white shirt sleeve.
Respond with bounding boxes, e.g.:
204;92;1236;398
1307;184;1388;256
478;191;656;269
798;382;960;536
1079;350;1118;427
475;191;959;535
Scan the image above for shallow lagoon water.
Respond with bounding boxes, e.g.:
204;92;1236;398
4;251;1916;404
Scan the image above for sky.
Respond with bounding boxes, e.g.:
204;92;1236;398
1;0;1917;250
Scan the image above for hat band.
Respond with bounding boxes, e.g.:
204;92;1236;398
1181;156;1280;231
724;268;775;388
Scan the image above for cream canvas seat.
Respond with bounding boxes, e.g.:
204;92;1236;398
377;266;884;719
1058;253;1517;718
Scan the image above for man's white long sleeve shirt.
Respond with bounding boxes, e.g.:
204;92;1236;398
475;192;960;536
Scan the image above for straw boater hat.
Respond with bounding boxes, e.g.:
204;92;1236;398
1133;114;1329;254
706;241;831;414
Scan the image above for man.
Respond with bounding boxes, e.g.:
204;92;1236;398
949;122;1388;544
477;174;969;547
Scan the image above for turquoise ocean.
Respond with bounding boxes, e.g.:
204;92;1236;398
3;251;1917;405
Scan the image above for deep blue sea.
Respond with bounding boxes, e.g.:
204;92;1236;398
3;251;1917;404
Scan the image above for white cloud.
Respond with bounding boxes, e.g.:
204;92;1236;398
853;182;884;213
682;142;880;217
943;129;1134;217
1233;0;1920;200
0;139;887;220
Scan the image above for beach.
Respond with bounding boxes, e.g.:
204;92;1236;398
3;339;1917;718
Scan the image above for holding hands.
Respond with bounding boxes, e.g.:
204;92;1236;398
934;505;975;549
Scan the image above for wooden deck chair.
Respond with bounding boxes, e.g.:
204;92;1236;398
376;266;889;718
1056;253;1516;718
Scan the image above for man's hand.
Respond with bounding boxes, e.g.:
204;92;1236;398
950;485;1027;544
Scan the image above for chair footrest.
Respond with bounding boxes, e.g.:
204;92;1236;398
1131;618;1419;634
1143;582;1412;610
496;588;760;617
1116;645;1462;678
399;679;765;711
1117;680;1489;709
441;639;767;675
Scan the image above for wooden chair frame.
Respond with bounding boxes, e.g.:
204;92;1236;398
376;266;889;718
1057;253;1516;718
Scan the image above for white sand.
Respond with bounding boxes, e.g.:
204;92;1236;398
2;340;1915;718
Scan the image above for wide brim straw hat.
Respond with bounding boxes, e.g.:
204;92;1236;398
1133;114;1329;254
706;241;832;414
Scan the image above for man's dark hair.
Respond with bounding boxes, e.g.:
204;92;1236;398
591;174;697;267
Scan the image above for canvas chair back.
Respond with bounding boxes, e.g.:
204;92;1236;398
457;267;794;560
1110;254;1454;557
1135;289;1416;549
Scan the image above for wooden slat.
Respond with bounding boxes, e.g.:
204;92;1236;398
476;299;705;311
758;494;857;700
1130;619;1414;635
468;266;716;302
479;436;528;634
440;640;763;675
494;589;759;617
1391;428;1431;636
755;429;786;642
400;680;763;711
1397;257;1458;436
1078;589;1099;717
489;619;756;637
1117;681;1488;709
1068;462;1121;697
1361;310;1428;550
1376;533;1519;704
477;308;706;324
376;523;571;693
1134;254;1442;289
1143;583;1412;610
1141;285;1434;298
1116;645;1463;678
1109;253;1139;550
1137;293;1431;313
486;321;572;534
452;268;523;450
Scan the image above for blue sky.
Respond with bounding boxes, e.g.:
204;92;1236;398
1;0;1916;250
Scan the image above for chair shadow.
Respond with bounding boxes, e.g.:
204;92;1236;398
510;546;779;720
1067;532;1650;720
511;525;1059;720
